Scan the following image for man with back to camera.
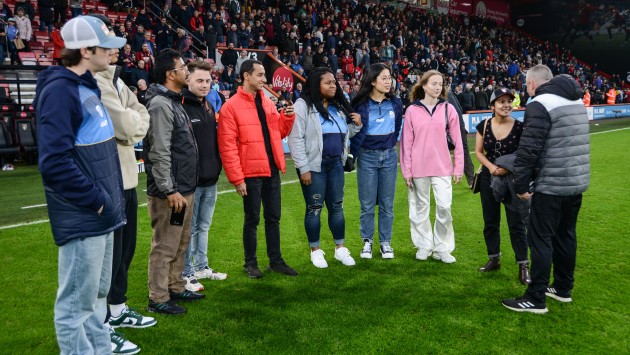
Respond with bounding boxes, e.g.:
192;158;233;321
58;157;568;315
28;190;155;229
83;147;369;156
502;65;590;314
218;59;298;278
144;48;204;315
35;15;126;354
180;60;227;292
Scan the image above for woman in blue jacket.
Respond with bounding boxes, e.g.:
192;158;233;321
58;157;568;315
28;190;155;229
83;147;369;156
350;63;403;259
288;67;362;268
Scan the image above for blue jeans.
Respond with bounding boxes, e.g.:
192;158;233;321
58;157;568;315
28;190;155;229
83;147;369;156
184;184;218;276
300;157;345;248
357;147;398;245
40;20;53;33
55;233;113;355
71;7;83;18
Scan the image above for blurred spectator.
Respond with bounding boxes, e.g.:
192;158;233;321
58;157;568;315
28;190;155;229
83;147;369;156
130;59;150;86
235;49;248;74
132;24;146;52
14;8;31;52
220;64;237;90
137;79;148;105
0;1;13;20
221;42;237;68
135;43;154;73
53;0;67;25
50;22;64;65
14;0;35;21
153;17;172;53
69;0;82;18
135;7;152;29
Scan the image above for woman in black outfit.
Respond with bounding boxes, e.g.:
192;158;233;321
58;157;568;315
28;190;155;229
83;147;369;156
474;88;530;285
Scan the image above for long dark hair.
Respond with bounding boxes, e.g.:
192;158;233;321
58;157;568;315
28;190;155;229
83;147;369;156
351;63;393;107
301;67;353;121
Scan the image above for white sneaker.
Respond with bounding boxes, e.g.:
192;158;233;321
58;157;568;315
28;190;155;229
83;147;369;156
334;247;356;266
415;248;432;261
433;252;456;263
184;276;204;292
310;249;328;268
110;327;140;354
380;245;394;259
359;240;372;259
194;266;228;280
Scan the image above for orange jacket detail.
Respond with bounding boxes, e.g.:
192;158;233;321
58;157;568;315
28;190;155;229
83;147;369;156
218;86;296;186
582;91;590;107
606;89;616;104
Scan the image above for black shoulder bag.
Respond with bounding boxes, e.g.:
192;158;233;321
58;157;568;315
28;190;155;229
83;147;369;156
445;103;456;151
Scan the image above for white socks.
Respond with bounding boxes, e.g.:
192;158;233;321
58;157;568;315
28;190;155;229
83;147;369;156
110;303;127;318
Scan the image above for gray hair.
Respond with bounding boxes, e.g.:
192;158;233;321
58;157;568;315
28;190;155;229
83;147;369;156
526;64;553;86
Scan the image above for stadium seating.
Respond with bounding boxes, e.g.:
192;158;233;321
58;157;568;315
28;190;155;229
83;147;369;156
0;121;19;166
14;118;37;165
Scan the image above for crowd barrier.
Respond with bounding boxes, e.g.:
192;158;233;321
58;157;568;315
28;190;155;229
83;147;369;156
464;103;630;133
279;103;630;153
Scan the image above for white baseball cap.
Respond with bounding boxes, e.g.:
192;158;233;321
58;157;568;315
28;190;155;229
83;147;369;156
61;16;127;49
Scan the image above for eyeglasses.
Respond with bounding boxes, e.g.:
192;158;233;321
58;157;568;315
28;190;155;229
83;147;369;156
170;67;188;73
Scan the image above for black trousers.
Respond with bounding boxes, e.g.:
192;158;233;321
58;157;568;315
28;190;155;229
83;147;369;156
108;189;138;306
243;171;283;267
525;193;582;302
479;170;528;263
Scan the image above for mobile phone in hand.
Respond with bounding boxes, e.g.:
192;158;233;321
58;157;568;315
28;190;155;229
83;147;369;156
170;205;186;226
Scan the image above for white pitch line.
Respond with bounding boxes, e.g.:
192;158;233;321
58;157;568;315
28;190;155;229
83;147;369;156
21;204;48;209
6;126;629;230
591;127;630;135
0;219;50;230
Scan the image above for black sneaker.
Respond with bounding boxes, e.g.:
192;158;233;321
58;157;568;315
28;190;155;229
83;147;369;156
501;296;548;314
545;287;572;303
245;265;263;279
268;262;298;276
147;299;186;315
169;290;205;302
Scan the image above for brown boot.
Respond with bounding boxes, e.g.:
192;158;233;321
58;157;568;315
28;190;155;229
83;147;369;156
519;263;531;285
479;257;500;272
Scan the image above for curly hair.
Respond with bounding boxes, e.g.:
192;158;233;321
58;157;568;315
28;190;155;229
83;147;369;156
301;67;354;121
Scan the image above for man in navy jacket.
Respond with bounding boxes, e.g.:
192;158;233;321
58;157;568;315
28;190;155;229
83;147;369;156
35;16;126;354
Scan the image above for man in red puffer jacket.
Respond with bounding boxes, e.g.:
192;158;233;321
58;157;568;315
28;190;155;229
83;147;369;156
218;59;298;279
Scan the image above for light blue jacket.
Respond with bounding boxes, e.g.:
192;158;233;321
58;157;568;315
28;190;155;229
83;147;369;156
288;98;361;174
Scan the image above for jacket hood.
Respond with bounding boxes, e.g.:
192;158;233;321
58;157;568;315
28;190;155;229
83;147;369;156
536;74;584;101
35;66;98;111
145;83;183;103
182;88;207;105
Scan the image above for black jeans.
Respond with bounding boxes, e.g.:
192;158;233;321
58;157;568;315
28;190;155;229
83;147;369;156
525;193;582;303
242;171;283;266
479;170;528;263
108;189;138;306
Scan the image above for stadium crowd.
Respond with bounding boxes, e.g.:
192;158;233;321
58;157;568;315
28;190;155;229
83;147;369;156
1;0;629;107
23;1;620;353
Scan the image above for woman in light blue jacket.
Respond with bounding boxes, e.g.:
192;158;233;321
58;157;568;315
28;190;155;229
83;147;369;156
288;67;362;269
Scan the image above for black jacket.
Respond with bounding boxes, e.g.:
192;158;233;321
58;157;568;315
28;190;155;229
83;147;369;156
143;84;198;198
182;88;222;186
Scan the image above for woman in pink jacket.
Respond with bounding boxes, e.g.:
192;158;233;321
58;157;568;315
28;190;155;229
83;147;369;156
400;70;463;263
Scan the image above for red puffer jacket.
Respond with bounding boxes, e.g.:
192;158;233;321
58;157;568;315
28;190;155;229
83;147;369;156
218;87;295;186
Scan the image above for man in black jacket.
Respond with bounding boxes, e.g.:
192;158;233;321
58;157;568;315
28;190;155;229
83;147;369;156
144;49;205;315
502;65;590;314
180;61;227;293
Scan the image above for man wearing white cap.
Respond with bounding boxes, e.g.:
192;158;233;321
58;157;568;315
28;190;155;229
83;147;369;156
35;16;129;354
